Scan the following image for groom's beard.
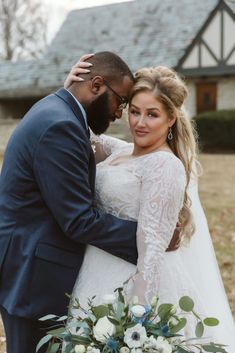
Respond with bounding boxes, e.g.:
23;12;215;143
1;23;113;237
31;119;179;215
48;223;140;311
87;91;114;135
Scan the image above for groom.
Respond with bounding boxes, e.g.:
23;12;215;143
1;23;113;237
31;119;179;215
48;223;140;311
0;52;138;353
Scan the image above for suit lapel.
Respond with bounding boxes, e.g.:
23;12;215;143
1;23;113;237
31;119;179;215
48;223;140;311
55;88;96;194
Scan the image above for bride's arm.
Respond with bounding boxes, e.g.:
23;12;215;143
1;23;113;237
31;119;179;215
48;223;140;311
125;154;186;304
90;131;132;163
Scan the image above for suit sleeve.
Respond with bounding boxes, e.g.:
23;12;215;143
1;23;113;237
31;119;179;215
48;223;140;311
33;120;137;264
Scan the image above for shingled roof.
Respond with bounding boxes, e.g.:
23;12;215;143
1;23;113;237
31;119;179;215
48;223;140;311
0;0;219;98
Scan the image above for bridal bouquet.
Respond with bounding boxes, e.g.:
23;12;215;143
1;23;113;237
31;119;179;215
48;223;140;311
37;288;228;353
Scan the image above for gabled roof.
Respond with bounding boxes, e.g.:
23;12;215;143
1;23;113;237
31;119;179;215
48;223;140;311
176;0;235;76
0;0;219;98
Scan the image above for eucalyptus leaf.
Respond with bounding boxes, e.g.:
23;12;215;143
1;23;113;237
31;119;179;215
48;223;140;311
115;323;124;336
116;301;125;320
125;322;137;329
47;327;66;336
36;334;52;352
158;303;173;319
108;316;120;325
202;344;227;352
195;321;204;338
115;287;125;303
49;343;61;353
71;334;91;344
85;313;96;323
64;343;73;353
177;348;189;353
39;314;58;321
179;296;194;312
69;321;89;330
92;304;110;319
203;317;220;326
56;315;68;322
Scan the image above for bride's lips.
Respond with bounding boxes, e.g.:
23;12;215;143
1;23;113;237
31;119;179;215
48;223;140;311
135;129;149;136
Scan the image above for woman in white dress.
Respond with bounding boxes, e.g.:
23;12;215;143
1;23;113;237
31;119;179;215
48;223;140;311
64;60;235;350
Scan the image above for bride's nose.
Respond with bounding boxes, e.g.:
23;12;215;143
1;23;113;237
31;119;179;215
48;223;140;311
136;114;146;127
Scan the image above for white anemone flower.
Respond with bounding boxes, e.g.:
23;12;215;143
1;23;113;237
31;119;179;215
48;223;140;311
124;324;147;348
131;305;146;318
155;336;172;353
120;347;130;353
130;349;143;353
144;335;158;349
93;316;116;343
75;345;86;353
91;349;101;353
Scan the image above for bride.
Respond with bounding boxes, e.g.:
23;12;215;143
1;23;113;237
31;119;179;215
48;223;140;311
64;58;235;350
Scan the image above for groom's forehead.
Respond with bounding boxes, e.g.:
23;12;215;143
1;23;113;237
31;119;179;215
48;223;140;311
115;76;134;99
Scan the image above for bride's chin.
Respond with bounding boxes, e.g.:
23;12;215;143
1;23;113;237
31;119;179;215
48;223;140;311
134;139;150;148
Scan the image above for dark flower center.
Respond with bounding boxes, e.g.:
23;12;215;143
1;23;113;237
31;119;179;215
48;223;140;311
131;332;140;341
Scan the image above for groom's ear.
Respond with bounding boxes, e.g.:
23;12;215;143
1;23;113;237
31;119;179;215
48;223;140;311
90;76;106;95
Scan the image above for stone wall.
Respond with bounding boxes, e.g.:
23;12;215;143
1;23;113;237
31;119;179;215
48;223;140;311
0;98;40;120
217;77;235;110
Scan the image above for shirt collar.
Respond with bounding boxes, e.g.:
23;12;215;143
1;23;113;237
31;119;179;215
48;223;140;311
65;89;88;128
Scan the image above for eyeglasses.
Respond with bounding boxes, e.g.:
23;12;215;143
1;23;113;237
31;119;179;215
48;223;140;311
103;79;128;111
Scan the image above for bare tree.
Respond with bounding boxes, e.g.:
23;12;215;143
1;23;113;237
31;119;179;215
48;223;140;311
0;0;48;61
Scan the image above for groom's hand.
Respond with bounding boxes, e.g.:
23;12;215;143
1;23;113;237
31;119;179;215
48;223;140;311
166;224;181;252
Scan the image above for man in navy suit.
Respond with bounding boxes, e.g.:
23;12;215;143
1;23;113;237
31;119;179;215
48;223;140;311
0;52;138;353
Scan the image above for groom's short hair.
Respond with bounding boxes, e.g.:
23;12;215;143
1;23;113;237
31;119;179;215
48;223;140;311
83;51;134;84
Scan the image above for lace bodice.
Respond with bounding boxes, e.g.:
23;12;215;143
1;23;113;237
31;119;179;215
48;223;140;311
93;134;186;303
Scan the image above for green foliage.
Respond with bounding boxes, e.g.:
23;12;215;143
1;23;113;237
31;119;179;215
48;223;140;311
36;288;226;353
204;317;220;326
193;110;235;152
179;296;194;312
92;305;110;319
195;321;204;338
170;318;187;334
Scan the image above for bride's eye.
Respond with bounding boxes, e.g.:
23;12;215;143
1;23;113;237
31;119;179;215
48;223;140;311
130;109;140;116
148;112;158;118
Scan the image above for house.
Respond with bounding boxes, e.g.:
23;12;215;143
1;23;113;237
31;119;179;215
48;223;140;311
0;0;234;120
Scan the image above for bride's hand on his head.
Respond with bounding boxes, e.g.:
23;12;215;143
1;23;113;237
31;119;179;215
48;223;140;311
64;53;94;89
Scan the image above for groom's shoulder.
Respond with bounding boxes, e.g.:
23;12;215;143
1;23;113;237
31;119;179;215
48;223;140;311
9;91;84;151
27;91;71;121
20;91;81;134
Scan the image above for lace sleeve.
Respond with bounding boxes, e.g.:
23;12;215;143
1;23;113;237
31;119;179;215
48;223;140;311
125;153;186;304
90;131;132;163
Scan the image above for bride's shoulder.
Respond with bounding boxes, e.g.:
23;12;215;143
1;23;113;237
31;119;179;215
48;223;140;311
142;151;186;178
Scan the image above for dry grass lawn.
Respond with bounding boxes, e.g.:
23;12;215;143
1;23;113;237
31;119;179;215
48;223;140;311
198;154;235;317
0;153;234;352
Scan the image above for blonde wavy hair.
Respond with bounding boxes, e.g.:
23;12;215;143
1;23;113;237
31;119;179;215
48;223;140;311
130;66;199;240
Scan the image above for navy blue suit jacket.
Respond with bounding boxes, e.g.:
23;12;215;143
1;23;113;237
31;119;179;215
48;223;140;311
0;88;137;319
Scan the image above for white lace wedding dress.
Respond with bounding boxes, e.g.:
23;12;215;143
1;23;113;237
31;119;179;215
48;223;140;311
70;135;235;351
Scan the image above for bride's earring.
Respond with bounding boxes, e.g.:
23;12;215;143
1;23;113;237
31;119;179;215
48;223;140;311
168;127;173;140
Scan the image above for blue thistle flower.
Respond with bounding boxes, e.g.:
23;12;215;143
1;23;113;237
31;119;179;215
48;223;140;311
105;338;119;353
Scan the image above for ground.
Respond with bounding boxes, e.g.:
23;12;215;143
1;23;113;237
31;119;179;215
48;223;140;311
198;153;235;317
0;124;234;352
